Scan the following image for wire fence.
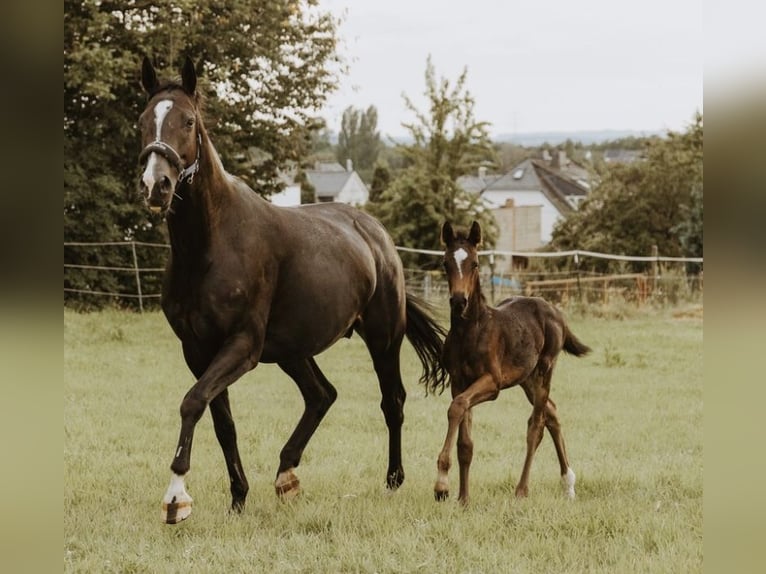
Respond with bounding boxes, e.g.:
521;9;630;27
64;241;703;311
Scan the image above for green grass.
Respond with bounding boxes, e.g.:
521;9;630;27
64;307;702;573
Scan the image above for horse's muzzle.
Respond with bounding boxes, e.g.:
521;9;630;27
146;176;173;213
450;294;468;316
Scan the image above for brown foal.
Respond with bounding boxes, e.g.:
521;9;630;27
434;221;591;504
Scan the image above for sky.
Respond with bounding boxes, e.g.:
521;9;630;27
318;0;705;139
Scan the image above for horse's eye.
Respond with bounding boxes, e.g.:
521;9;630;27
186;118;195;128
472;261;479;269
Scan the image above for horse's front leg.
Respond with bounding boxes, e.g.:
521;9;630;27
435;374;498;501
162;334;260;524
456;409;474;505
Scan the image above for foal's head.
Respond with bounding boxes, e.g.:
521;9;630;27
441;221;483;318
138;56;202;214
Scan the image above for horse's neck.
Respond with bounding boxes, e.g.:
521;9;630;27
165;143;229;259
450;283;489;330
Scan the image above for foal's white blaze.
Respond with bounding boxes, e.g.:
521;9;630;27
453;248;468;278
561;467;576;499
142;100;174;192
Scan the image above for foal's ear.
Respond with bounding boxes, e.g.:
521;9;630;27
441;222;456;245
141;56;159;94
181;56;197;95
468;221;482;246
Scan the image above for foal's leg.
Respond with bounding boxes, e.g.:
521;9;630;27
209;389;249;511
274;357;337;499
435;374;499;501
516;373;554;499
520;381;576;498
162;334;260;524
456;409;474;505
542;397;576;499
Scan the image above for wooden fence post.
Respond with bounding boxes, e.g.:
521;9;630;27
131;241;144;313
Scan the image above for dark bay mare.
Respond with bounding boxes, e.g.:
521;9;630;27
433;221;591;504
137;57;447;523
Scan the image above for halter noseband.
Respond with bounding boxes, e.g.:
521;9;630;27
139;132;201;186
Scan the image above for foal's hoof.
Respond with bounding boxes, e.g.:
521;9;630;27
434;489;449;501
275;468;301;500
162;496;192;524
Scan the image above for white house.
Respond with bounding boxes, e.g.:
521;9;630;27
458;158;589;248
270;160;369;207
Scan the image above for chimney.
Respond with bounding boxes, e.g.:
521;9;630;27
478;166;487;178
346;158;353;172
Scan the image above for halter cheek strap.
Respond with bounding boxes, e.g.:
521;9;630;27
139;133;201;186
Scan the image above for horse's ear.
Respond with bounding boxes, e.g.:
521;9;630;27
141;56;159;94
441;222;455;245
181;56;197;95
468;221;482;246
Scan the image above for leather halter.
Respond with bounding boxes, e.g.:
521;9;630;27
139;132;201;186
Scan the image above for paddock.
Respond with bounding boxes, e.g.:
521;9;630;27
64;305;702;572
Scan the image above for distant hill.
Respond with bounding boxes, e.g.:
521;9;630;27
491;129;664;146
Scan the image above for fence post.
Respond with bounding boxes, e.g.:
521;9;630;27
131;241;144;312
651;244;659;294
489;251;496;305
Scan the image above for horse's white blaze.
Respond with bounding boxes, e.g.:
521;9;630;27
142;100;174;191
561;467;576;499
142;153;159;191
154;100;173;140
453;248;468;278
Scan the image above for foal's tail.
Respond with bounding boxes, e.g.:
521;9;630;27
405;293;449;395
563;325;592;357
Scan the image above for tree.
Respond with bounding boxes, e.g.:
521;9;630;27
336;105;382;181
64;0;343;307
549;113;703;272
367;57;497;268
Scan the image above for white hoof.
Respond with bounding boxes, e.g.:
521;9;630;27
561;467;576;499
162;473;193;524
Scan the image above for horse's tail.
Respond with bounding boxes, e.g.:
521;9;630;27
405;293;449;395
563;325;591;357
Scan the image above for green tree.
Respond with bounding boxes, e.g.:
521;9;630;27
369;161;392;203
368;57;497;268
64;0;342;307
550;113;703;272
336;105;382;181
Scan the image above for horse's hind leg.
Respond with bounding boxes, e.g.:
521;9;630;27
209;389;249;511
519;375;575;499
542;397;576;499
274;357;337;499
369;343;407;489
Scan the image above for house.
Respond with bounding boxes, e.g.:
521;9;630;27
458;157;589;271
270;160;369;207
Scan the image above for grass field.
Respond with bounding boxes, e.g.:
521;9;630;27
64;305;702;573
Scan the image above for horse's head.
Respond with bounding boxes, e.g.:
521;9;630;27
138;56;201;214
441;221;482;318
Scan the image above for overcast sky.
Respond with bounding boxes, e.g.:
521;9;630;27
318;0;705;138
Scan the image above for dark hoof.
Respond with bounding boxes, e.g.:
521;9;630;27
230;499;246;514
434;490;449;501
386;469;405;490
